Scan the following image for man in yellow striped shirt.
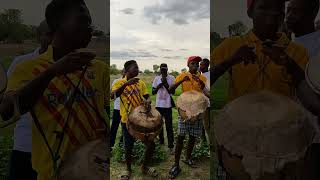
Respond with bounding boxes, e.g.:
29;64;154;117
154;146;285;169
112;60;157;180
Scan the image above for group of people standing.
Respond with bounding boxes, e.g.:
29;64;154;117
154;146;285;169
110;56;210;179
212;0;320;179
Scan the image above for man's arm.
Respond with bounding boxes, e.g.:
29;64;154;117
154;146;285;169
210;58;235;86
169;78;186;94
284;57;305;87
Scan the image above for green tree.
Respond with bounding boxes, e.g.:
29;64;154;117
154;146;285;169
110;64;121;75
144;69;152;74
181;68;187;72
170;71;179;77
153;64;160;73
228;21;248;37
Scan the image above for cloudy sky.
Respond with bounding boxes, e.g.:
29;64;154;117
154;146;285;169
110;0;210;71
0;0;108;33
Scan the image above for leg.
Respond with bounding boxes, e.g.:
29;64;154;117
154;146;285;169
8;150;36;180
164;108;174;149
121;123;134;176
110;109;121;148
156;108;165;145
141;141;158;177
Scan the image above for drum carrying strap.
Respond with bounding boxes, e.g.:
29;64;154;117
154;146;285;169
30;66;109;176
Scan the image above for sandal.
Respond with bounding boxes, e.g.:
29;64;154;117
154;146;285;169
142;167;159;177
120;170;131;180
168;165;181;179
182;159;198;168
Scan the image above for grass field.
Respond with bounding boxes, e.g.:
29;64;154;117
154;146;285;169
110;74;211;180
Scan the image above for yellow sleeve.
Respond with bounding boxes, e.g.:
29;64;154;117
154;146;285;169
175;73;184;84
140;80;148;96
112;79;125;91
6;61;34;92
200;75;207;84
211;38;239;66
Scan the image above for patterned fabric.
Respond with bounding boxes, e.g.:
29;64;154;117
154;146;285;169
177;115;203;137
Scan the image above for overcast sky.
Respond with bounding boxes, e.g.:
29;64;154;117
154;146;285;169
110;0;210;71
0;0;109;32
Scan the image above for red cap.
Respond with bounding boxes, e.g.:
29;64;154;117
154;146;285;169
187;56;202;65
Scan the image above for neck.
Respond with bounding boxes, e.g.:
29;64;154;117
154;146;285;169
126;74;135;80
52;36;75;61
295;24;316;37
161;74;167;77
252;29;278;41
201;69;208;73
189;70;197;74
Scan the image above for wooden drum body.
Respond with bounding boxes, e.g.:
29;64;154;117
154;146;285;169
176;90;209;122
127;105;162;142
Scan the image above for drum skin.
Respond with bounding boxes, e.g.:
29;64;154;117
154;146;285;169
56;139;110;180
176;90;209;122
214;91;315;180
127;105;162;142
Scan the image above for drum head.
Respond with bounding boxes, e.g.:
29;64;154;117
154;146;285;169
305;54;320;94
0;64;7;99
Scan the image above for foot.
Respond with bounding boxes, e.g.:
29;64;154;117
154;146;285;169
168;165;181;179
141;167;159;177
182;159;198;168
120;170;131;180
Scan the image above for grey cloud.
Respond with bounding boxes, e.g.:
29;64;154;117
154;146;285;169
163;56;182;59
160;48;173;52
111;50;158;59
144;0;209;25
120;8;135;15
180;48;188;51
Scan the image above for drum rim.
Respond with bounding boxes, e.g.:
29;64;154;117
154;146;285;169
127;119;163;133
305;62;320;94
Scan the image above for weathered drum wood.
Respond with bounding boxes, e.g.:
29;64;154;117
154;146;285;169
127;105;162;142
56;139;110;180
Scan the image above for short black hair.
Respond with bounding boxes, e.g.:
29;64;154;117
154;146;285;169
248;0;286;18
45;0;86;32
202;58;210;64
124;60;137;72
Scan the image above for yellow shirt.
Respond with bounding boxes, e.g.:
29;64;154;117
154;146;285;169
112;77;148;123
6;46;109;180
211;31;309;101
175;71;207;93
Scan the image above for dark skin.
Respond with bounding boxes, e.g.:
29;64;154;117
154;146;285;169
200;60;209;73
169;61;205;94
0;4;95;120
286;0;319;37
152;68;171;95
111;63;151;109
210;0;304;87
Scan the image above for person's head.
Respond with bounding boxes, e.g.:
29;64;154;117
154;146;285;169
286;0;320;35
124;60;139;78
200;58;210;73
248;0;286;40
37;20;53;52
160;63;168;76
45;0;93;51
187;56;202;73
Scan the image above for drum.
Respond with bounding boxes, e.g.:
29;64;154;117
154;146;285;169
56;139;110;180
176;90;209;122
127;105;162;142
305;53;320;94
214;91;316;180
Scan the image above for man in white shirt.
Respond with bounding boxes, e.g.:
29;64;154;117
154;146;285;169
152;63;175;154
7;20;52;180
110;72;124;150
286;1;320;179
200;58;210;143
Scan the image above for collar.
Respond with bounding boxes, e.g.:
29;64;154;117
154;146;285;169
245;30;291;47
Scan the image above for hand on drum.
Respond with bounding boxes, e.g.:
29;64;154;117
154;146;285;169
143;99;152;112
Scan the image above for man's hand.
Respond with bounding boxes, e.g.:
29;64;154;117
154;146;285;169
229;45;257;65
125;78;139;86
48;52;95;76
262;44;289;66
183;76;190;82
157;83;164;89
143;98;151;111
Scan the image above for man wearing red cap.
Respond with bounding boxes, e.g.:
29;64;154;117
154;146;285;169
211;0;309;178
168;56;207;179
